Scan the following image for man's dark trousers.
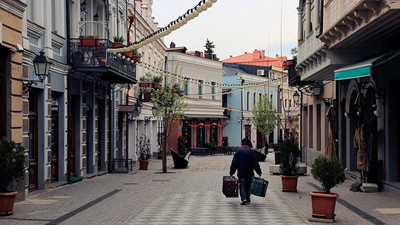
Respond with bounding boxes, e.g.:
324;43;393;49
239;175;253;202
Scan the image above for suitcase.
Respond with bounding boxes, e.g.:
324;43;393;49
249;177;269;197
222;176;238;198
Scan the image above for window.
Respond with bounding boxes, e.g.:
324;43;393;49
253;92;256;110
317;104;321;151
308;105;313;148
246;92;250;111
211;82;215;100
51;0;56;32
184;78;189;95
198;80;203;99
27;0;34;21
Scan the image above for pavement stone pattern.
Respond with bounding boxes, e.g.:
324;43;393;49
0;154;399;225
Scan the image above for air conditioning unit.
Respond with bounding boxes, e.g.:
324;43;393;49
257;70;264;76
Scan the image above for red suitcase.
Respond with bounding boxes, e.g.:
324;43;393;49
223;176;238;198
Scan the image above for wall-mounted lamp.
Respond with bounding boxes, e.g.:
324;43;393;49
23;51;52;93
119;100;142;121
311;82;333;106
81;0;87;12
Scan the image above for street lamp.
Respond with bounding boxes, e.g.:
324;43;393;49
80;0;87;12
293;91;300;106
23;51;52;93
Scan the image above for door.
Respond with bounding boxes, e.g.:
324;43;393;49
50;95;59;183
183;120;192;149
28;91;38;191
210;121;218;144
97;99;104;172
245;125;251;140
196;121;205;147
70;96;78;177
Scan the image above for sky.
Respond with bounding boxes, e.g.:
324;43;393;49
152;0;299;61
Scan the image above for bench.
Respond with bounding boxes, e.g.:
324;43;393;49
170;148;191;168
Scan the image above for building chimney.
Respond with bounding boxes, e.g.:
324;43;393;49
170;42;176;48
253;49;261;60
276;54;279;59
261;50;265;59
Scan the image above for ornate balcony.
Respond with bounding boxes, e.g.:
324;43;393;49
70;38;136;84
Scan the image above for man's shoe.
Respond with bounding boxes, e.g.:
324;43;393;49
240;201;246;205
245;200;251;203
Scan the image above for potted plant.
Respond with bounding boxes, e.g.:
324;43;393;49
0;137;25;215
152;75;163;89
279;139;301;192
177;136;186;155
112;36;124;47
132;49;142;62
79;35;100;46
138;135;151;170
310;155;345;219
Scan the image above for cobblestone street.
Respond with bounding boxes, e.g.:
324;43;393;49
1;154;399;225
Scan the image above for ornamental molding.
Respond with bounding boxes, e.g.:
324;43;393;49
27;20;45;40
0;0;26;18
320;0;389;48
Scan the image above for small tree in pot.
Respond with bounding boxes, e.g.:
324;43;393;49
279;139;301;192
310;155;345;219
0;137;25;215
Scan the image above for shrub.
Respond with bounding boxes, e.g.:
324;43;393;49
113;36;125;43
279;139;301;175
0;137;25;192
138;135;151;160
311;156;345;193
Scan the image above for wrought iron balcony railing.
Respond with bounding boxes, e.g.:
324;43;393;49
69;38;136;83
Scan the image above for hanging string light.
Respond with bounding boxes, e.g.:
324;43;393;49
108;0;218;54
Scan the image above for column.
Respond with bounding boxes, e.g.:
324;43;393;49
305;0;311;35
314;0;320;29
297;7;303;41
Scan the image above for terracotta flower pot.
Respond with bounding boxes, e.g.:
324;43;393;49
124;51;133;57
139;82;151;88
0;191;18;215
139;160;149;170
310;192;339;219
153;83;162;89
80;38;100;46
132;55;141;62
113;42;123;47
280;175;299;192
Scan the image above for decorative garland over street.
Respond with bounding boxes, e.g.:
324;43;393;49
109;0;218;53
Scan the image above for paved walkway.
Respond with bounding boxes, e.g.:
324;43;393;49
1;154;399;225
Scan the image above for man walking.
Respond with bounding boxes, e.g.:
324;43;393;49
229;138;262;205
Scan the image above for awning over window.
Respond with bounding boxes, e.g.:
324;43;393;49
334;55;384;81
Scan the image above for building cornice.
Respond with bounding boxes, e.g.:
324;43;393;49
0;0;26;19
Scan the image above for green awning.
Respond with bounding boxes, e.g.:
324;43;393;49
334;55;383;81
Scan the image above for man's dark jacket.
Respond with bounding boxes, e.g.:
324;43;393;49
230;146;261;178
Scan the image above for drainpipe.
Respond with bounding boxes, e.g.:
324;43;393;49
116;0;119;37
241;78;244;140
66;0;72;184
126;85;129;164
